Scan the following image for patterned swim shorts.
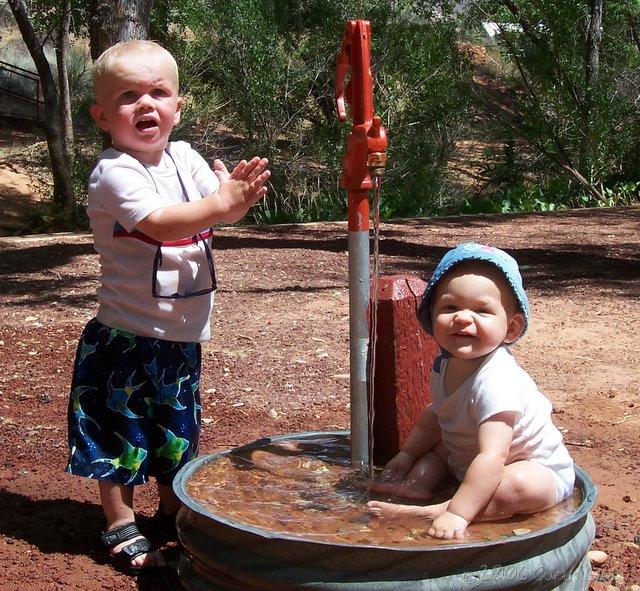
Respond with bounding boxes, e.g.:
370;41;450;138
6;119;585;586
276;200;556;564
66;318;201;486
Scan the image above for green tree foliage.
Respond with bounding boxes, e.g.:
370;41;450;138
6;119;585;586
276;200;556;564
463;0;640;209
155;0;470;222
373;5;470;217
9;0;639;227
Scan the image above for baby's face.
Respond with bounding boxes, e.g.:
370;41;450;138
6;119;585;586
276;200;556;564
90;53;182;165
431;265;523;360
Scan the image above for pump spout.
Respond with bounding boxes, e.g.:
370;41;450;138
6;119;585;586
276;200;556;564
367;116;388;177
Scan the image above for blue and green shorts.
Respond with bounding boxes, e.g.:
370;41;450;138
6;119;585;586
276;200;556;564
66;318;201;486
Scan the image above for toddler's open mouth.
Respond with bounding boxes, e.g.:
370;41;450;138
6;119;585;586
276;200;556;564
136;119;158;131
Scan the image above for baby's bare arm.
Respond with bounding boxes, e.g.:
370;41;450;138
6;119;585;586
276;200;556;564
401;405;441;459
426;412;516;539
446;411;516;523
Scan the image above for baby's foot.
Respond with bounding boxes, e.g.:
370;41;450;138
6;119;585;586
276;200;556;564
366;499;450;522
369;479;433;500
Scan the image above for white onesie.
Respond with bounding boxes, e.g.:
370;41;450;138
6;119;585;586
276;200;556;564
430;346;574;502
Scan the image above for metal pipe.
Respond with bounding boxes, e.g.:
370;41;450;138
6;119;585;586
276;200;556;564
348;227;370;469
347;188;370;469
335;20;387;469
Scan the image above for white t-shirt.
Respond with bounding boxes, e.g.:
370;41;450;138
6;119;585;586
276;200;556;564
87;141;220;342
430;346;574;483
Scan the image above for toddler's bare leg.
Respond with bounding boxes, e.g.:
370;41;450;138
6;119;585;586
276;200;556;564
157;483;181;514
100;481;135;529
474;461;559;521
99;481;164;569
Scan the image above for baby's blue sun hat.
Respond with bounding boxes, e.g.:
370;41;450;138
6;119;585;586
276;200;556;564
418;242;530;338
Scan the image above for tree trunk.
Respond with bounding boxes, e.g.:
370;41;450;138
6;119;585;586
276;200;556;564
56;0;74;192
89;0;155;60
7;0;75;226
581;0;604;173
585;0;604;88
627;11;640;54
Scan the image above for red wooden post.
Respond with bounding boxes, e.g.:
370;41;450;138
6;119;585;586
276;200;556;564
371;275;439;466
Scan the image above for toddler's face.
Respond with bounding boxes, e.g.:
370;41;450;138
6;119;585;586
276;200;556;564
431;265;523;360
90;53;182;165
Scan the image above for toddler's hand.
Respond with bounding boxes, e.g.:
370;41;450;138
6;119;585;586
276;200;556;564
427;511;468;540
213;157;270;223
214;156;270;186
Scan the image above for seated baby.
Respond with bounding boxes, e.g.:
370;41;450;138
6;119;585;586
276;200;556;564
367;243;574;540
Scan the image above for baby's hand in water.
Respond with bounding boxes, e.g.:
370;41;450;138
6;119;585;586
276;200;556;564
380;451;414;482
427;511;468;540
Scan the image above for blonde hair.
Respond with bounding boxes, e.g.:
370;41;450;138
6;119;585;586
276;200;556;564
92;40;179;94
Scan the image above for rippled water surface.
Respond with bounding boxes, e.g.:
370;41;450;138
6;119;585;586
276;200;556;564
186;435;580;547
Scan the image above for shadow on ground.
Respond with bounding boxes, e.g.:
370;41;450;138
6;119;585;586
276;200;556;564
1;208;638;306
0;488;182;590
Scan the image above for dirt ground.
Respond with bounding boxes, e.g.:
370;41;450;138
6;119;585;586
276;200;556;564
0;205;639;590
0;122;49;236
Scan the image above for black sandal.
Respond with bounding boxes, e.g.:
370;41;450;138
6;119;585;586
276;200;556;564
100;522;165;575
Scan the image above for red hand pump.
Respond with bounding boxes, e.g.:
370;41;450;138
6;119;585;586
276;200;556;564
335;19;388;230
335;20;387;469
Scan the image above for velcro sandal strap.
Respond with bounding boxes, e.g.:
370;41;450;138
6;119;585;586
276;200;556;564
120;537;152;561
100;522;142;549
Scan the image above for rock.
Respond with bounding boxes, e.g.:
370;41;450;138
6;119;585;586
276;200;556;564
588;549;608;566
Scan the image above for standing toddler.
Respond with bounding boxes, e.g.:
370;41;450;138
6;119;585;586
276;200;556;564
65;40;270;574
